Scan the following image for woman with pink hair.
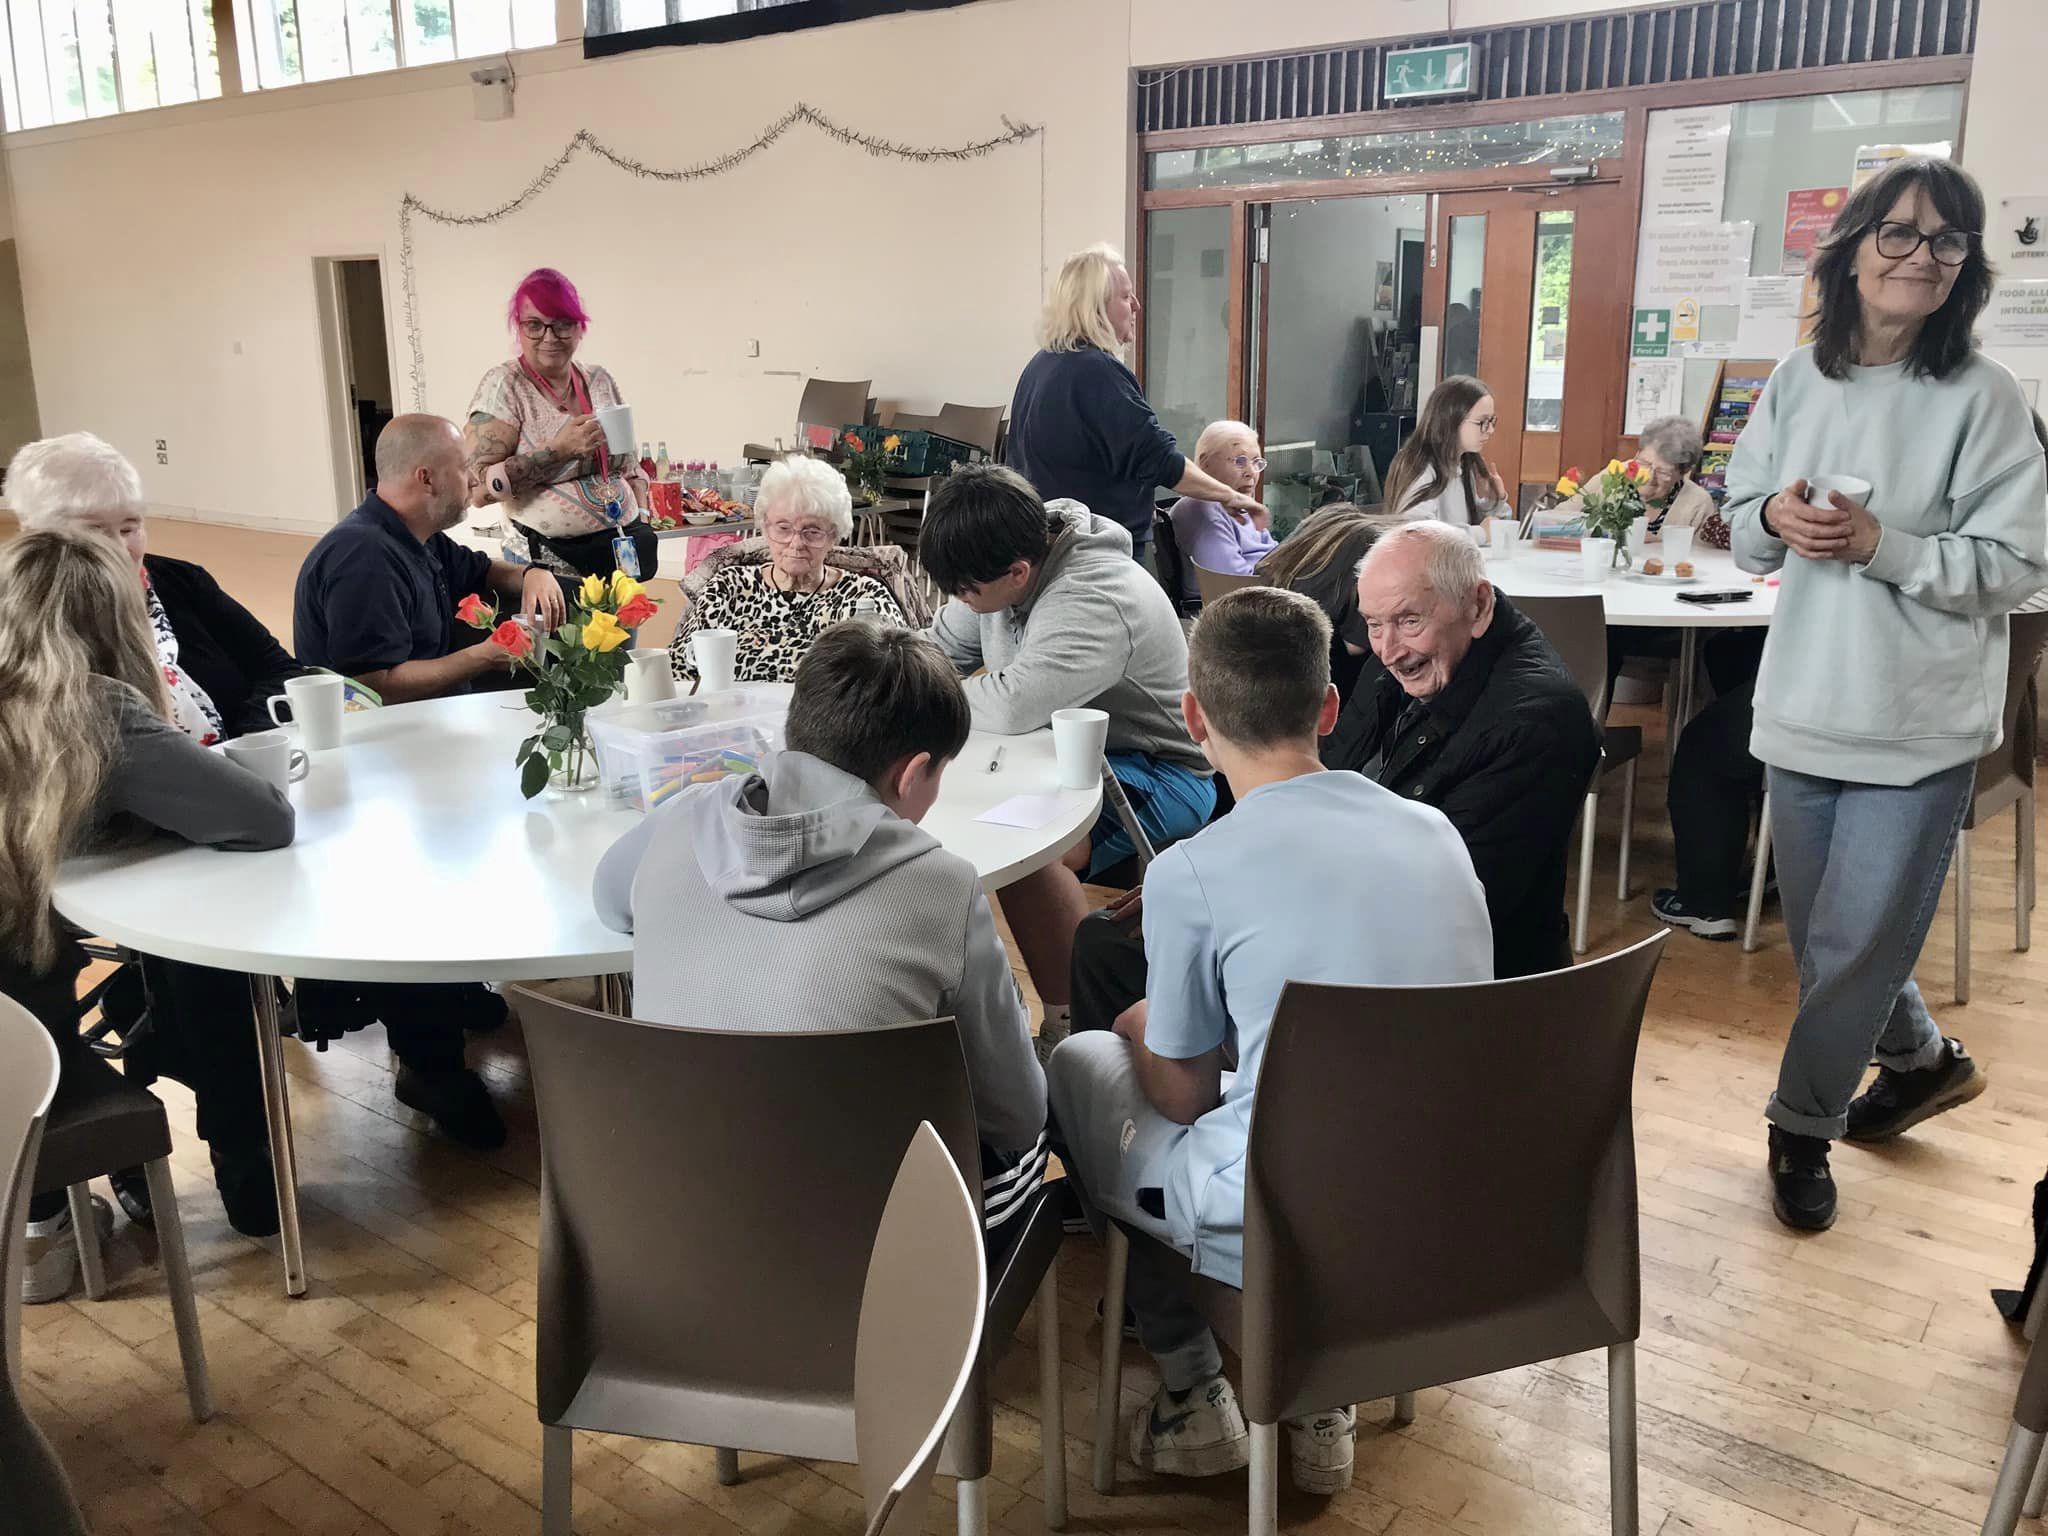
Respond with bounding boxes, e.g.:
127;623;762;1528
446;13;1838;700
465;268;654;581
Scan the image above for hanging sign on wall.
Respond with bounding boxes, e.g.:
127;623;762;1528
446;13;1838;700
1640;105;1731;231
1382;43;1476;102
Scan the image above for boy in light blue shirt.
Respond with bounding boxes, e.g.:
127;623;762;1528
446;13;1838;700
1047;586;1493;1496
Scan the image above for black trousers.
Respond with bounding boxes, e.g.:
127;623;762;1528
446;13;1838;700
294;980;477;1072
1668;681;1764;915
1071;910;1149;1035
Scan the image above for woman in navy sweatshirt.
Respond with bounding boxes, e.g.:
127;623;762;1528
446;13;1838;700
1007;244;1263;569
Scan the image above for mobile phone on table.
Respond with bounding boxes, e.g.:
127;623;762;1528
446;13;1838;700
1676;589;1754;606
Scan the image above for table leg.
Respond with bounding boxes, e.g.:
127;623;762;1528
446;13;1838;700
1667;628;1700;772
248;975;307;1298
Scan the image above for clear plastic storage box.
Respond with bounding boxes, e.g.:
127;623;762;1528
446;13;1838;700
587;687;789;812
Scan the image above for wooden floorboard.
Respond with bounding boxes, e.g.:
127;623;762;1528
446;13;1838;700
11;515;2045;1535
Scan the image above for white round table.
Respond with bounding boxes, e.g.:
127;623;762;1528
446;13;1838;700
53;689;1099;1295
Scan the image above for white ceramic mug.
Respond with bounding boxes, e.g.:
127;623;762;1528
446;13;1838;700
1051;707;1110;793
1804;473;1873;507
1580;536;1616;582
626;647;676;704
223;729;309;792
595;403;635;456
1662;525;1696;566
692;628;738;693
267;671;345;750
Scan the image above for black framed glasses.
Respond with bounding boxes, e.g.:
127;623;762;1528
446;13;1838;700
518;318;582;340
1873;221;1977;267
1471;415;1498;432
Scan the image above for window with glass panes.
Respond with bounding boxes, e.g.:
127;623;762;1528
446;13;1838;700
234;0;551;90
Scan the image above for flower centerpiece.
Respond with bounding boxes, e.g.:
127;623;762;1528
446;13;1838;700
839;430;901;506
456;571;661;798
1556;458;1654;565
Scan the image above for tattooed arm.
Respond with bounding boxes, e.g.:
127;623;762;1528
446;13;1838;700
465;412;604;504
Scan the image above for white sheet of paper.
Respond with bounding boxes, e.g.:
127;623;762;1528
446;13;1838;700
1640;105;1732;230
1733;275;1804;359
1625;358;1685;435
975;794;1067;830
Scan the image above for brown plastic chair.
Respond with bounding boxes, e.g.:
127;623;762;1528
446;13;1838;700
510;989;1069;1536
798;377;875;439
1981;1313;2048;1532
1516;593;1642;955
1192;562;1265;608
1951;610;2048;1004
0;996;89;1536
857;1122;988;1536
1092;932;1666;1536
936;404;1007;457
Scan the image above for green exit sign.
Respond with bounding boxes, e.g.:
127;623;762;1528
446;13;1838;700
1383;42;1477;102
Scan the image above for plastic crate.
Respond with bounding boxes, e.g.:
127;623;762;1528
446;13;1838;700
587;687;788;812
841;426;986;478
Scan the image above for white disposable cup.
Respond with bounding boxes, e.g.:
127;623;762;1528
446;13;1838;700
267;672;345;750
1662;525;1696;566
1051;707;1110;792
223;729;308;792
595;403;636;455
1630;515;1651;552
1488;517;1516;557
1805;474;1873;507
692;628;738;692
625;647;676;704
1580;536;1615;581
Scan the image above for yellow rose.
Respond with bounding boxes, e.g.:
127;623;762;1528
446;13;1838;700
1604;458;1626;477
578;573;608;607
609;571;644;606
1555;476;1579;496
882;434;902;452
581;610;629;653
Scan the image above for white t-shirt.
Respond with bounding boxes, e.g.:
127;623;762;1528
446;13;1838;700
1400;466;1499;525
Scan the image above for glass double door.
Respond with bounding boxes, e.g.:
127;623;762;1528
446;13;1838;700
1144;181;1632;532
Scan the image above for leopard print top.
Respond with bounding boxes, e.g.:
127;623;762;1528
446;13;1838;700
668;565;908;682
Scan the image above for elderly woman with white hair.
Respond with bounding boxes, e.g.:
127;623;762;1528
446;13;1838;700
1008;243;1264;567
667;454;907;684
1168;419;1275;605
10;431;303;743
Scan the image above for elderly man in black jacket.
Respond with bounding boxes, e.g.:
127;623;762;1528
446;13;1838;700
1323;520;1599;977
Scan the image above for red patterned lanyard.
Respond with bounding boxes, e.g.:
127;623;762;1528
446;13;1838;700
518;356;609;480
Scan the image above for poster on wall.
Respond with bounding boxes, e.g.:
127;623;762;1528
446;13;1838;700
1781;188;1847;275
1733;276;1806;358
1625;358;1685;435
1851;142;1953;191
1640;105;1732;230
1981;282;2048;348
1633;222;1754;358
2000;199;2048;270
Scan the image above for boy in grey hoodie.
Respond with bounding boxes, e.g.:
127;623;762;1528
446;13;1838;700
591;622;1048;1238
919;464;1215;1048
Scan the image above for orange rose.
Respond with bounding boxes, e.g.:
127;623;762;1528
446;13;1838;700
616;593;658;628
844;432;865;452
456;593;495;629
490;618;534;659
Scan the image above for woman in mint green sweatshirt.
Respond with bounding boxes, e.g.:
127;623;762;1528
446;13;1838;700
1725;157;2048;1233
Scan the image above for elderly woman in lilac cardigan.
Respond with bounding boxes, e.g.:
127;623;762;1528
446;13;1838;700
1168;420;1275;606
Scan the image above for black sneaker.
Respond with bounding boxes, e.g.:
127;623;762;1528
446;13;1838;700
211;1146;281;1238
1652;889;1738;941
1844;1037;1987;1143
110;1165;154;1227
1767;1126;1836;1231
394;1066;508;1150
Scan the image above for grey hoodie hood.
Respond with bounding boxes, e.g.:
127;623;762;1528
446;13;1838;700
679;748;937;922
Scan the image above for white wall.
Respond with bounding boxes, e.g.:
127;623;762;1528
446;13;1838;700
1;0;2021;533
1953;0;2048;398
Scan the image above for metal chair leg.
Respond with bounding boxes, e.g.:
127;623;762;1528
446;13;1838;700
1986;1422;2046;1533
66;1184;106;1301
956;1476;989;1536
714;1447;740;1486
1956;827;1973;1006
1093;1224;1129;1495
1038;1259;1067;1529
143;1158;212;1424
1248;1421;1280;1536
2025;1427;2048;1521
1392;1392;1417;1426
248;975;306;1297
1744;793;1773;954
1617;759;1637;901
1608;1341;1637;1536
2019;794;2036;952
542;1424;572;1536
1575;791;1597;955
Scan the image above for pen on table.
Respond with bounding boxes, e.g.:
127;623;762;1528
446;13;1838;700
986;745;1004;773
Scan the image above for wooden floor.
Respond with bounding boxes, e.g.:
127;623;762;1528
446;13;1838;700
13;513;2048;1536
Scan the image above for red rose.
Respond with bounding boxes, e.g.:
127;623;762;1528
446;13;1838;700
490;618;534;659
456;593;495;629
845;432;865;452
615;593;658;628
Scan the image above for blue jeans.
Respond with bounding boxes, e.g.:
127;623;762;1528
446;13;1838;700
1764;763;1973;1140
1086;752;1217;879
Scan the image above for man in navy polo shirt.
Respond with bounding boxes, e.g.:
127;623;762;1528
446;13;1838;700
291;414;569;1149
295;413;564;703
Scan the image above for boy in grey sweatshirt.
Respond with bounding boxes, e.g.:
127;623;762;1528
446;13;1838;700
918;465;1216;1046
591;622;1048;1239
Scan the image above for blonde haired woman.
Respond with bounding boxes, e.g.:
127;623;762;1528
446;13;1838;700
0;530;294;1293
1007;243;1263;567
